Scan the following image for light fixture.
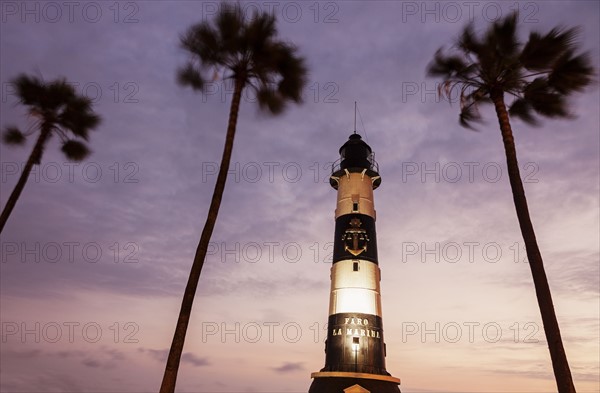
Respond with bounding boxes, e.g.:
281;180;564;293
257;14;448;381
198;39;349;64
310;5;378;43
352;337;360;372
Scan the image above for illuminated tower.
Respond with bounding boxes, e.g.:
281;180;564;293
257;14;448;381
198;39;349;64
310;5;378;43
309;134;401;393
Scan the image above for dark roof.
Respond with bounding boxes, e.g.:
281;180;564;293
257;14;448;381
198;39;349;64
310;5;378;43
309;377;401;393
338;133;372;155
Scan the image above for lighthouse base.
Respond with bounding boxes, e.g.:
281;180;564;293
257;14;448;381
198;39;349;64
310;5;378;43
309;371;400;393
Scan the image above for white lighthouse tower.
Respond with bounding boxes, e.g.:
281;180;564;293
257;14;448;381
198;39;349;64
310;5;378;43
309;133;401;393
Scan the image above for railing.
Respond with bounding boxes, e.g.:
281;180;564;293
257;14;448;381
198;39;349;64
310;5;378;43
331;158;342;174
368;153;380;173
331;153;379;175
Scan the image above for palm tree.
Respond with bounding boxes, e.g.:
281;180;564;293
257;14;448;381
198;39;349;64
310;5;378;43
160;5;307;392
427;12;594;393
0;74;101;234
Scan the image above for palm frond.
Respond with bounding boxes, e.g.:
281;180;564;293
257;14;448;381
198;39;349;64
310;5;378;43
13;74;45;107
491;11;519;57
427;49;468;78
508;98;539;125
244;11;276;56
530;92;570;118
44;79;77;111
217;4;245;56
59;96;101;140
459;104;482;130
271;43;307;102
464;86;490;105
522;79;570;118
61;140;91;161
177;62;206;90
2;126;26;145
548;50;595;95
181;23;223;66
520;27;580;71
458;22;481;54
257;87;285;115
457;88;483;130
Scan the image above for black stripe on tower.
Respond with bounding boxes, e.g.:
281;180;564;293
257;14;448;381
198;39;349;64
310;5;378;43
322;313;389;375
333;214;378;264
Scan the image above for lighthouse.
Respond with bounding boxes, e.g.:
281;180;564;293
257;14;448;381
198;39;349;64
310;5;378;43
309;133;401;393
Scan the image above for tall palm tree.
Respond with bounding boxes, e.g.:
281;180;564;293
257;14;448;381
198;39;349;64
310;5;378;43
427;12;594;393
160;5;307;392
0;74;101;234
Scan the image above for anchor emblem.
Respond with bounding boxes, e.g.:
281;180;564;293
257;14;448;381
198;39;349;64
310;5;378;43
343;218;369;256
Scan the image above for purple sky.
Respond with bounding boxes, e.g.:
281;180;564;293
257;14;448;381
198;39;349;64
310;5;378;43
1;1;598;392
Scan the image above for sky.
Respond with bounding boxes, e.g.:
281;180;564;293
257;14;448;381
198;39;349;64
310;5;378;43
0;1;598;392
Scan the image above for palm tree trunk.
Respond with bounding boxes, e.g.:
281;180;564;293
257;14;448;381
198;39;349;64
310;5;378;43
490;89;576;393
0;125;51;234
160;75;246;393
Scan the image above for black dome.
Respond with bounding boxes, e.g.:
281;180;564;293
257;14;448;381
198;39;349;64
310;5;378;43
330;133;381;190
339;134;374;171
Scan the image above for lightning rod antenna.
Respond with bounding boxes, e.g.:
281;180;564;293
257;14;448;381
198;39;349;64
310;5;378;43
354;101;357;134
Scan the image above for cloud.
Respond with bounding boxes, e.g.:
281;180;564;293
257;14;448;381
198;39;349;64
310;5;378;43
271;361;304;373
0;347;128;370
0;373;84;392
488;250;600;299
181;352;210;367
0;349;42;359
484;365;553;380
140;348;209;367
139;347;168;363
82;358;102;368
